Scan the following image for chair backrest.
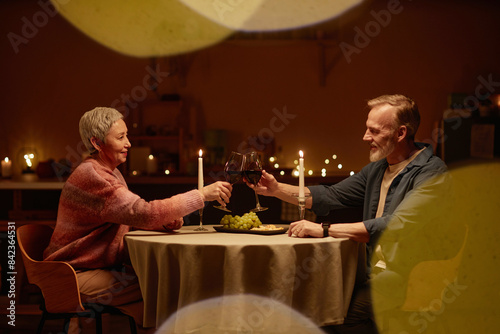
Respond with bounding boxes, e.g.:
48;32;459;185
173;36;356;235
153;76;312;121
17;224;87;313
401;225;469;312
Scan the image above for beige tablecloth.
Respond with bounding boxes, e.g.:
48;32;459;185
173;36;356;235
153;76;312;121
125;225;365;329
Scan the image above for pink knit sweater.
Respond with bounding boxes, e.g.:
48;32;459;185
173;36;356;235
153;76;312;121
44;158;204;270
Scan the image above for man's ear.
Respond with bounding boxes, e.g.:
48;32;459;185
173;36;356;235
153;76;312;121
90;137;102;151
397;125;408;142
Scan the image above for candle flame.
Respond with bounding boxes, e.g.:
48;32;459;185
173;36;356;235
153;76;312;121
4;157;8;163
299;150;303;158
199;149;203;157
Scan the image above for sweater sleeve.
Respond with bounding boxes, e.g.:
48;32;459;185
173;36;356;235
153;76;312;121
93;160;204;231
102;185;204;230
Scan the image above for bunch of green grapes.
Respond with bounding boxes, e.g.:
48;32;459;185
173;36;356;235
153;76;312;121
220;212;262;230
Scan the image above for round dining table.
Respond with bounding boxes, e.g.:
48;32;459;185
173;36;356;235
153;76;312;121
125;225;365;329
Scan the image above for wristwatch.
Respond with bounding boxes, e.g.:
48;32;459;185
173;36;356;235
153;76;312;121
322;222;331;238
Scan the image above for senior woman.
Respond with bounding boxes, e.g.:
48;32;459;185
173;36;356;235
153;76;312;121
44;107;232;331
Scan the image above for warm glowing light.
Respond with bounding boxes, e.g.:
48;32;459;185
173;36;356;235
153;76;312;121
148;154;154;160
53;0;233;57
294;159;298;165
269;156;276;163
299;150;304;158
4;157;9;163
350;171;355;176
324;159;330;164
338;164;343;169
180;0;363;32
280;170;285;176
308;170;313;175
274;163;279;168
332;154;337;159
24;153;34;167
293;170;299;177
132;170;138;176
164;169;170;175
199;149;203;157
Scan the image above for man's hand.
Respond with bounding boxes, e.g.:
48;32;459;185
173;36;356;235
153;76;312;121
200;181;232;206
244;170;279;196
288;220;323;238
288;220;370;242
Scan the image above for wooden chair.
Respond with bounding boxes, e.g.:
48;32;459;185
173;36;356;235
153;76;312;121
17;224;137;334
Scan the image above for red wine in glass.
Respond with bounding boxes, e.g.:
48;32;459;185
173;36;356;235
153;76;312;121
244;152;268;212
244;170;262;185
225;170;243;184
215;152;244;212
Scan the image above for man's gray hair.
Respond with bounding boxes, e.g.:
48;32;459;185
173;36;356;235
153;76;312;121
367;94;420;140
79;107;124;155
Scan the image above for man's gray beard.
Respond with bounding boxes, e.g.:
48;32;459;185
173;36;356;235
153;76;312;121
369;140;396;162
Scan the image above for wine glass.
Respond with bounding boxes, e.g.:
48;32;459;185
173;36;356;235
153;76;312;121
214;151;245;212
244;151;268;212
194;208;207;231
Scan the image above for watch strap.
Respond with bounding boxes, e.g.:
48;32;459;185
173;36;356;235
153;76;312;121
322;222;330;238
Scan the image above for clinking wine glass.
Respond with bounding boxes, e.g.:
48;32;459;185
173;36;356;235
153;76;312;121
214;151;245;212
244;152;268;213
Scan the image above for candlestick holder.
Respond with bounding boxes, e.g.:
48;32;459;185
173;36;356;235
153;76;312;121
194;208;208;231
292;193;311;220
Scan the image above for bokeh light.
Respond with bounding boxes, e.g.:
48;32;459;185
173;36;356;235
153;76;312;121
52;0;233;57
180;0;363;32
372;161;500;333
52;0;363;57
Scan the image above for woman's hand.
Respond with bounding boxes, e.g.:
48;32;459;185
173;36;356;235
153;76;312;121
200;181;232;206
163;218;184;231
288;220;323;238
245;170;279;196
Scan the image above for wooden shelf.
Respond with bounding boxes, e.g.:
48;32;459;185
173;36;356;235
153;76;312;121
128;135;181;141
125;99;186;174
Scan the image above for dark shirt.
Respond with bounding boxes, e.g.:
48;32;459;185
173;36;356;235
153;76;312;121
308;143;447;268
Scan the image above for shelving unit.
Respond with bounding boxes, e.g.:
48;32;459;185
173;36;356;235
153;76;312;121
127;128;185;175
124;99;186;175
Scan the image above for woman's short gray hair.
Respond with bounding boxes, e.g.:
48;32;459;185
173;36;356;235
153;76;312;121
79;107;124;155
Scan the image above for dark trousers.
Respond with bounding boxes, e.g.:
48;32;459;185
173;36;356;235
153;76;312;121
321;281;379;334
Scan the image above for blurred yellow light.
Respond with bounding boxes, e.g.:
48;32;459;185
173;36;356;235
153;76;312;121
337;164;343;169
325;159;330;164
53;0;233;57
180;0;363;32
